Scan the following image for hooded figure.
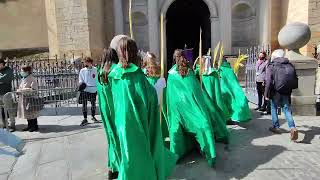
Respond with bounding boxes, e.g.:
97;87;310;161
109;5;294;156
219;58;251;122
97;38;176;180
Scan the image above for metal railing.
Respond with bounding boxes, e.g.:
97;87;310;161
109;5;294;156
0;55;98;121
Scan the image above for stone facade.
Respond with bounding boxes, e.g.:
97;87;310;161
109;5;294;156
0;0;48;50
279;0;320;56
0;0;319;60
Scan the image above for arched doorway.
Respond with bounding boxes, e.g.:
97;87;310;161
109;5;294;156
166;0;211;69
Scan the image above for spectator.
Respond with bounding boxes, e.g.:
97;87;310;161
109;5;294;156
78;57;100;126
255;52;269;112
17;65;41;132
0;58;16;132
264;49;298;141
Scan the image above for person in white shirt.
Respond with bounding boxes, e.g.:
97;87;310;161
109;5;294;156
78;57;100;126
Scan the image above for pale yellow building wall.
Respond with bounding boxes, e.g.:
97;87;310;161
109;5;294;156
87;0;107;59
45;0;59;55
0;0;48;50
280;0;320;57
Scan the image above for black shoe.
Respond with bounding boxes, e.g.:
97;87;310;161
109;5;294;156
91;117;101;123
258;108;266;112
23;120;31;131
254;107;261;111
22;126;30;131
227;121;239;125
80;119;89;126
28;127;39;132
9;127;16;132
108;171;119;180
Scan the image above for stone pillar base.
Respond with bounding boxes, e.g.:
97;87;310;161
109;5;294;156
291;95;317;116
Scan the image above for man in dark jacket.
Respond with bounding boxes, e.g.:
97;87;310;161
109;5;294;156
264;49;298;141
0;58;16;131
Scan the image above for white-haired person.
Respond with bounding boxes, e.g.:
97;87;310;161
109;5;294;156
264;49;298;141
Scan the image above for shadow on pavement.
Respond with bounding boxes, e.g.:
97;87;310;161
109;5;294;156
170;109;288;180
296;125;320;144
14;123;101;134
40;107;100;116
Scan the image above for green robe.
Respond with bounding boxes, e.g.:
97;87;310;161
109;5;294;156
166;65;217;166
97;64;176;180
193;65;229;143
219;61;251;122
195;65;230;119
142;68;169;139
97;64;120;172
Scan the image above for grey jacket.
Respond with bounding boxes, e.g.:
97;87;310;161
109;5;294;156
255;59;269;82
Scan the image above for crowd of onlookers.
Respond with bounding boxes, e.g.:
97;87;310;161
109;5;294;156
0;59;41;132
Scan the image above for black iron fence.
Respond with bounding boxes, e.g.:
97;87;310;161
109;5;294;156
0;55;99;119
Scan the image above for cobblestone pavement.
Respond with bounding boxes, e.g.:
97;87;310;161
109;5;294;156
1;105;320;180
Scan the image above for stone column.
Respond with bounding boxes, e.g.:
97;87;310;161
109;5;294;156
148;0;160;57
210;17;220;50
113;0;124;35
219;0;232;54
258;0;272;45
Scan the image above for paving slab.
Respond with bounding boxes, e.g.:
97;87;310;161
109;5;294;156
37;160;69;180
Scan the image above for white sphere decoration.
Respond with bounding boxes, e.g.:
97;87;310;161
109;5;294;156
278;22;311;51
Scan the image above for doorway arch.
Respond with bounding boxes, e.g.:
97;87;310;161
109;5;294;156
161;0;219;71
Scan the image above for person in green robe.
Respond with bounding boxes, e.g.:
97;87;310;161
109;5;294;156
142;52;169;139
97;48;120;179
166;49;223;167
191;56;229;143
97;39;176;180
219;58;251;122
193;56;230;120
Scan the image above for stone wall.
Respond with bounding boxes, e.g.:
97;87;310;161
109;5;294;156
309;0;320;57
87;0;107;58
45;0;113;59
0;0;48;50
280;0;320;57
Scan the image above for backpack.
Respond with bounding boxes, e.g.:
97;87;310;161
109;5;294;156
272;62;298;94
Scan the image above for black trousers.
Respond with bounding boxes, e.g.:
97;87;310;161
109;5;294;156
81;92;97;119
256;82;265;108
256;82;271;112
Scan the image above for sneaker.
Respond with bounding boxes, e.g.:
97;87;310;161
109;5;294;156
91;117;101;123
108;170;119;180
80;119;89;126
290;128;298;141
269;127;281;134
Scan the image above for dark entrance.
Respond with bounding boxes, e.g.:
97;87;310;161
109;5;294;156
166;0;211;69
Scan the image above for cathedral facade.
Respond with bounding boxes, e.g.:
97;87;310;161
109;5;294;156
0;0;319;60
